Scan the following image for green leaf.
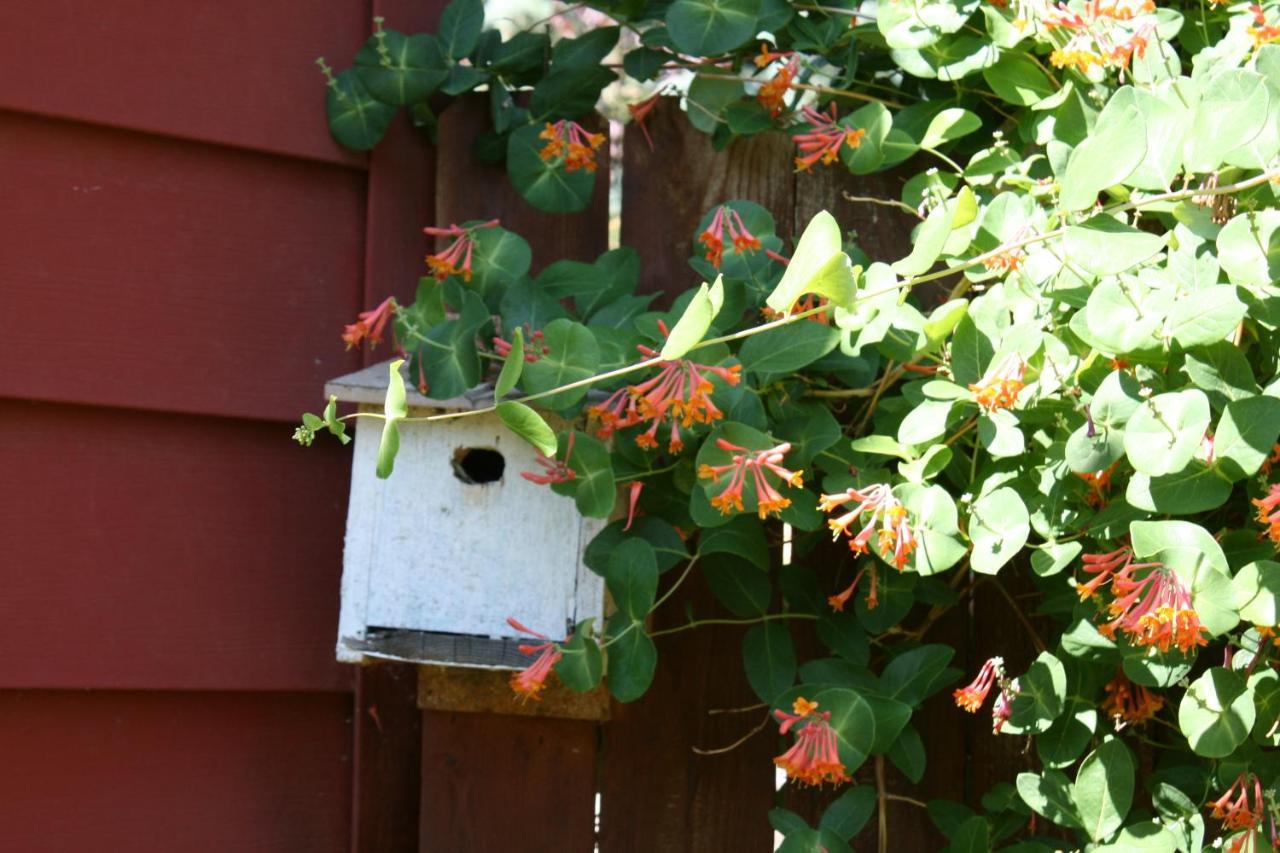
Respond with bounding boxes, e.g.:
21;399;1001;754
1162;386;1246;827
1232;561;1280;626
437;0;484;59
529;66;616;120
1072;739;1134;842
1185;70;1276;171
494;327;524;400
604;540;659;622
888;724;927;783
555;618;603;691
1217;210;1280;288
776;829;852;853
1037;705;1097;769
702;552;771;617
495;401;556;457
923;298;968;349
661;275;724;360
949;816;989;852
1183;342;1259;408
983;52;1055;105
470;225;533;294
1130;520;1228;573
891;197;952;277
325;69;397;151
355;30;447;105
1215;395;1280;480
743;621;796;703
817;609;870;666
949;314;993;386
376;359;409;479
766;211;858;314
606;613;657;703
739;321;840;375
1016;770;1083;830
1004;651;1067;736
699;516;770;570
556;431;616;518
895;483;967;575
879;644;954;705
969;487;1030;575
1177;668;1255;758
506;122;596;213
521;319;600;409
1060;87;1146;211
1123;390;1211;476
1125;464;1232;514
1166;286;1247;349
1064;215;1164;277
323;395;351;445
550;26;620;68
819;786;877;841
1093;821;1180;852
920;107;981;148
666;0;760;55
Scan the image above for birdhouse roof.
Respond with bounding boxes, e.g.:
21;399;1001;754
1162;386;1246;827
324;360;492;410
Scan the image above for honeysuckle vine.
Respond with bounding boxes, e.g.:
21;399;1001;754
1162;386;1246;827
304;0;1280;849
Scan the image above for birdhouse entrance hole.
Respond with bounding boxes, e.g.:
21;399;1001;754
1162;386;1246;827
451;446;505;484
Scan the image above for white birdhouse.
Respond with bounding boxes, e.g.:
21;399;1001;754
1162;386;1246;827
326;361;606;670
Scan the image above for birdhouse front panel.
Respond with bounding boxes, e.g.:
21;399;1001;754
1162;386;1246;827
331;369;606;668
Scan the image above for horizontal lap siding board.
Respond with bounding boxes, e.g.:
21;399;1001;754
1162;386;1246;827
0;0;368;167
0;690;353;853
0;398;352;693
416;95;609;853
0;112;367;422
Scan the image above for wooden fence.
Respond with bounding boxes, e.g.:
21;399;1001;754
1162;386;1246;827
366;95;1046;852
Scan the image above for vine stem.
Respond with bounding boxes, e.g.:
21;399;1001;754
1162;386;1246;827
876;755;888;853
648;612;817;638
335;167;1279;430
649;555;699;613
690;712;771;755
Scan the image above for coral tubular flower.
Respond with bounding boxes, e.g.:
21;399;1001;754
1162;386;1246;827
992;680;1019;733
342;295;396;350
699;205;763;268
969;354;1026;413
828;563;878;611
520;432;575;486
493;326;548;364
506;616;564;700
1076;461;1119;508
698;439;802;518
424;219;499;282
1211;773;1266;846
819;484;918;570
754;41;793;68
1250;4;1280;47
954;657;1005;712
1076;543;1133;601
588;335;741;453
1253;483;1280;544
1098;561;1209;654
627;93;662;152
757;58;798;117
539;120;606;173
1101;671;1164;727
792;104;867;172
772;698;852;787
623;481;644;532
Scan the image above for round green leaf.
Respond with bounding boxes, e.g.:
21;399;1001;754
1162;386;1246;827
1217;210;1280;288
355;30;447;105
506;123;596;213
521;319;600;409
1232;561;1280;626
743;621;797;703
606;612;657;702
1123;390;1211;477
894;483;967;575
1072;739;1135;843
1177;668;1255;758
554;618;603;691
325;69;397;151
666;0;760;55
968;487;1030;575
495;401;556;457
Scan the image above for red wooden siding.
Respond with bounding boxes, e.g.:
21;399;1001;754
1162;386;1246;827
0;690;352;853
0;1;383;849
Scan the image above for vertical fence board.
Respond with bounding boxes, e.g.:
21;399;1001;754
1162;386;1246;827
415;93;608;853
420;712;598;851
622;98;795;299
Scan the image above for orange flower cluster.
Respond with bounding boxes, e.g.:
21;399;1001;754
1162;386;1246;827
341;296;397;350
757;58;799;117
954;657;1021;733
588;335;742;453
1250;4;1280;47
1253;483;1280;544
698;438;802;517
698;205;763;268
772;698;851;787
1077;461;1119;508
793;104;867;172
538;120;606;173
1043;0;1156;72
506;617;564;700
969;354;1026;413
820;483;918;570
1101;671;1163;726
1099;560;1209;654
424;219;500;281
521;432;576;486
1210;773;1269;853
982;246;1025;273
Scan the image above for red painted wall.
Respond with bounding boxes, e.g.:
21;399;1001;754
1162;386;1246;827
0;2;432;848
